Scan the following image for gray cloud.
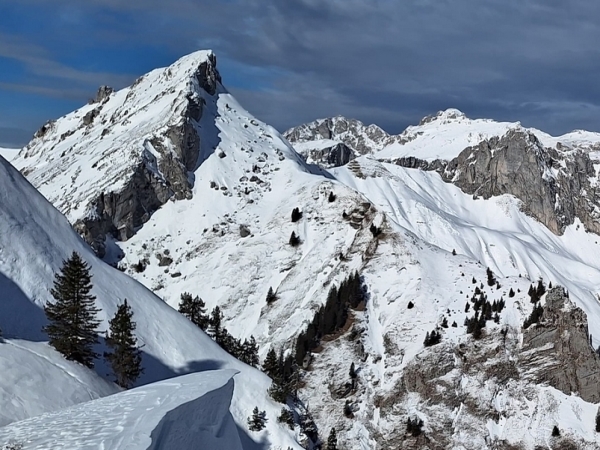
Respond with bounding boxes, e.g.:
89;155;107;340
6;0;600;136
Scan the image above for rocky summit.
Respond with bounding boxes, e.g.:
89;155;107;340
5;51;600;450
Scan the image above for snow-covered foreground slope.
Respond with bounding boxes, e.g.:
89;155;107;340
0;155;300;448
0;339;117;428
0;370;244;450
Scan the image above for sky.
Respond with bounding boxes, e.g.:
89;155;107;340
1;0;600;147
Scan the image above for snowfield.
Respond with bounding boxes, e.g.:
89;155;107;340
0;339;118;428
0;370;244;450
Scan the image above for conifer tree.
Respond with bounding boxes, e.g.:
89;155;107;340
289;231;301;247
104;300;143;388
266;287;278;304
240;336;260;367
327;427;338;450
349;362;357;379
291;207;303;222
209;306;224;341
178;292;209;331
263;348;280;379
43;252;100;368
248;407;266;431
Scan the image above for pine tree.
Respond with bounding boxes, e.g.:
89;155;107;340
43;252;101;368
289;231;301;247
262;348;280;379
327;427;338;450
247;406;266;431
328;191;336;202
209;306;224;341
509;288;515;298
178;292;209;331
266;287;278;304
104;300;143;388
291;207;303;222
552;425;560;437
240;336;260;367
349;362;357;379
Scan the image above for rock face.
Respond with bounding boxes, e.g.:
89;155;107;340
13;51;222;258
521;287;600;402
390;129;600;235
284;116;396;163
292;141;355;168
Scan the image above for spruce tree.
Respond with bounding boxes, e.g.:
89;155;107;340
263;348;280;379
209;306;224;342
266;287;277;304
104;300;143;388
248;407;266;431
240;336;260;367
327;427;338;450
43;252;100;368
178;292;209;330
289;231;300;247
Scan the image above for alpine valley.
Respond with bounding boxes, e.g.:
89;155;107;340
3;50;600;449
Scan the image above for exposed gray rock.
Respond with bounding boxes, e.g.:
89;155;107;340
92;86;114;104
521;287;600;402
82;108;100;126
388;129;600;235
284;116;396;156
297;142;355;168
67;55;222;256
239;224;251;238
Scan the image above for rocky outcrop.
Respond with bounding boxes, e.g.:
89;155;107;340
390;129;600;235
520;287;600;402
284;116;396;156
297;142;355;168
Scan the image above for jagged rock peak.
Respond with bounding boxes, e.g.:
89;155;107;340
284;115;395;159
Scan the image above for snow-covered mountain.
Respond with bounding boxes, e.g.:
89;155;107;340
0;154;300;449
9;50;600;449
284;116;396;167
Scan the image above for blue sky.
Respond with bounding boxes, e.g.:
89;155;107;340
2;0;600;147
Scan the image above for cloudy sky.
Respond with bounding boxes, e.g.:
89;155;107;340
1;0;600;147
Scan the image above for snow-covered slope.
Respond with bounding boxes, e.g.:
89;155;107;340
12;50;600;449
0;147;17;161
0;154;301;448
0;370;243;450
0;339;118;428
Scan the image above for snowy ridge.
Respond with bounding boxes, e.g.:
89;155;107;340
377;108;600;162
0;370;243;450
0;147;17;161
0;155;301;449
0;339;118;428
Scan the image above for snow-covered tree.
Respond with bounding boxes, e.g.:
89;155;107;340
247;407;266;431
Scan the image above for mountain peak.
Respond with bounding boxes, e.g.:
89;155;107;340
419;108;467;125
